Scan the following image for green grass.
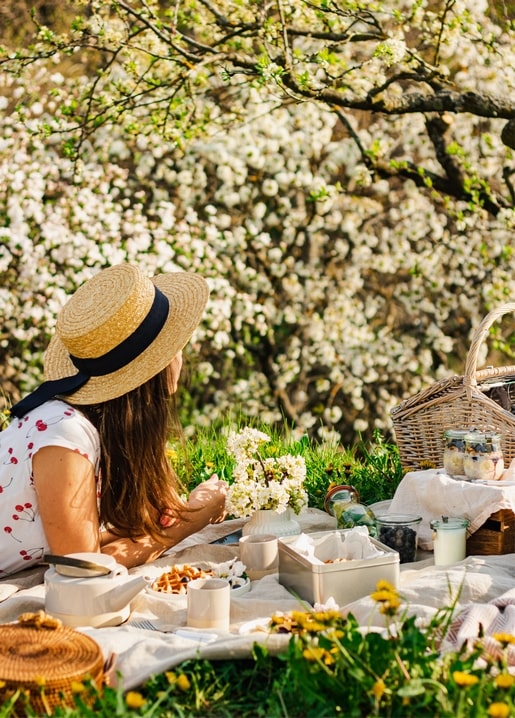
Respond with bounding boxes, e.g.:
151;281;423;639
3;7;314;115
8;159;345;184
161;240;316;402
176;423;404;510
5;606;515;717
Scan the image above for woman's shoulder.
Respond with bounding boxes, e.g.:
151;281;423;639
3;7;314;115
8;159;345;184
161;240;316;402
6;399;100;457
12;399;93;429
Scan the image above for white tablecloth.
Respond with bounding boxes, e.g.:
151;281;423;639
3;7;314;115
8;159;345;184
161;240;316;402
387;469;515;550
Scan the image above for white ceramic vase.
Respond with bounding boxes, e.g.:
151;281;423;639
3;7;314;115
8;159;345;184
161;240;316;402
242;507;301;538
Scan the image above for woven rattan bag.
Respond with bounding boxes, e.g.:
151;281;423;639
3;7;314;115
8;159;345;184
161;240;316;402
391;302;515;471
0;611;104;715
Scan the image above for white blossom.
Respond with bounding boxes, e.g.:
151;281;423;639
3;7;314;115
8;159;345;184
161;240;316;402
226;429;308;518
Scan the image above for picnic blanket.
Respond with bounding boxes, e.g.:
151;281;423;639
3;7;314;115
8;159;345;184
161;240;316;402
1;508;515;690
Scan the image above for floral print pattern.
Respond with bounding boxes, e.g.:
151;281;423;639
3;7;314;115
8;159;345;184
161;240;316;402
0;400;100;576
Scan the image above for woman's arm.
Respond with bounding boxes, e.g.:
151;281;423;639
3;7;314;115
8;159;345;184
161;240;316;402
100;474;229;567
32;445;101;555
33;447;228;568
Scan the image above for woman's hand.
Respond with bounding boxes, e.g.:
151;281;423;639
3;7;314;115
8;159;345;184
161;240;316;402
187;473;228;525
159;474;228;529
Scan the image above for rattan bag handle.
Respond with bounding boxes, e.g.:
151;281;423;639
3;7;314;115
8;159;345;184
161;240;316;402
463;302;515;392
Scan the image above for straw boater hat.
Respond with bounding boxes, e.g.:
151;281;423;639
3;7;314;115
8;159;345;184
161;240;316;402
11;264;209;417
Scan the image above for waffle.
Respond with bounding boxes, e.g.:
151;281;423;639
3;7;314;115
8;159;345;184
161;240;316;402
151;564;215;594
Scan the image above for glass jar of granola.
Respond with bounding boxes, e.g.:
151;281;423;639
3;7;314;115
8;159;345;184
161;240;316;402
463;431;504;481
442;429;468;477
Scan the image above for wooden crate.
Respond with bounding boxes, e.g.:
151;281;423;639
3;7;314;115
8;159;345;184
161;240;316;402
466;509;515;555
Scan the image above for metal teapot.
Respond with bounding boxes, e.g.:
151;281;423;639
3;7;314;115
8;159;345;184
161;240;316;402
44;552;150;627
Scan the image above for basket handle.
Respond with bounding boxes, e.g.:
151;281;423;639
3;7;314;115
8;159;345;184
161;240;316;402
464;302;515;390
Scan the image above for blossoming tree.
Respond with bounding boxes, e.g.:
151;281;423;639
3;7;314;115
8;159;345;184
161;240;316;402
0;0;514;444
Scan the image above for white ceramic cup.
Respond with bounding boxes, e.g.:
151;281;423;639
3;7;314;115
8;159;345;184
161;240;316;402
186;578;231;632
239;534;278;580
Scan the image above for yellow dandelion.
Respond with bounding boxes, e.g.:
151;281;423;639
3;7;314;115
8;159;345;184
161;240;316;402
371;585;401;615
34;676;46;687
0;680;5;689
125;691;146;709
324;653;335;666
312;609;341;623
176;674;191;692
291;610;308;623
488;702;511;718
379;597;401;615
303;646;325;662
376;579;396;592
165;448;178;461
370;589;393;602
495;674;515;689
70;681;86;694
301;617;326;633
492;633;515;646
303;645;334;665
165;671;177;684
453;671;480;687
371;679;386;700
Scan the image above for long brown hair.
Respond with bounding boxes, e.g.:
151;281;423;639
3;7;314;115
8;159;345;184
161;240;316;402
77;364;187;540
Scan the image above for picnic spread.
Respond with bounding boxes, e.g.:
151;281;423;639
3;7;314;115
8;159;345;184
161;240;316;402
1;503;515;692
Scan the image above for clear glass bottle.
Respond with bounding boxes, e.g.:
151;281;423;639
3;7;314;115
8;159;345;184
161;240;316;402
463;431;504;481
324;485;376;534
442;429;468;477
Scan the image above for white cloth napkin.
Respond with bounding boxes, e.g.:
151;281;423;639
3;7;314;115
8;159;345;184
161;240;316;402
286;527;384;563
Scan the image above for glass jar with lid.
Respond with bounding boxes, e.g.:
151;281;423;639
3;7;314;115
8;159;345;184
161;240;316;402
442;429;468;477
463;431;504;481
323;485;376;534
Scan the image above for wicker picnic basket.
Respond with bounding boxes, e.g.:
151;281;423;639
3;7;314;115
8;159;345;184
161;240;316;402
391;302;515;472
0;611;104;715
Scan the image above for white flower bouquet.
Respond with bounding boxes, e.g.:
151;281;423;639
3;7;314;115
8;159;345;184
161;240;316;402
225;428;308;518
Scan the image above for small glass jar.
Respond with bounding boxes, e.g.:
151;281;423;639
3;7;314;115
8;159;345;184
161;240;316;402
430;517;470;566
442;429;468;477
324;485;376;534
375;514;422;563
463;431;504;481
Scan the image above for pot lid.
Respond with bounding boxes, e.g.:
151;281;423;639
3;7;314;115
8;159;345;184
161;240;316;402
44;553;115;577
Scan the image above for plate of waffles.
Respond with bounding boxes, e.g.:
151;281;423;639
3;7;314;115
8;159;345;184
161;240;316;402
145;561;250;599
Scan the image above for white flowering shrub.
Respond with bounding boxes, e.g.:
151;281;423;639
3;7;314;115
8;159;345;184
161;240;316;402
1;1;515;445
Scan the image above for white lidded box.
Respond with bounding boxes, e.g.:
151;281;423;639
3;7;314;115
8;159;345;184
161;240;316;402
278;529;400;606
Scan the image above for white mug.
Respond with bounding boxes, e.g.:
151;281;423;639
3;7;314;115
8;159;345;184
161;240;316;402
239;534;278;580
186;578;231;632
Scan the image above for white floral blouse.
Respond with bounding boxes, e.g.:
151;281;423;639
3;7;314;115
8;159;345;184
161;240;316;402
0;400;100;576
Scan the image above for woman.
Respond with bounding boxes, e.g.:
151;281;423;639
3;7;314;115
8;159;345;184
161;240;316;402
0;264;228;576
